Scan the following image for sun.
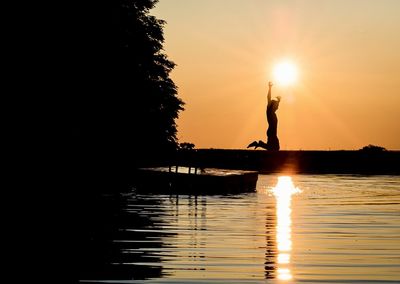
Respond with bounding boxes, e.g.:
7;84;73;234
273;60;298;86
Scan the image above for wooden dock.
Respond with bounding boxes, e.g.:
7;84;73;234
134;167;258;194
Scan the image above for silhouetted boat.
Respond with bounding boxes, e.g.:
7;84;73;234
134;167;258;194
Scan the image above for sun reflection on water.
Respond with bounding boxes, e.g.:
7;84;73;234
272;176;301;281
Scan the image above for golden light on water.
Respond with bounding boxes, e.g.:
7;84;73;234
272;176;301;281
277;268;292;281
277;253;290;264
273;60;298;86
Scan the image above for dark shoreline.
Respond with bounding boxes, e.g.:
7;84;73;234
169;149;400;175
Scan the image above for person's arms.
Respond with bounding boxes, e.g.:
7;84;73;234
267;81;273;105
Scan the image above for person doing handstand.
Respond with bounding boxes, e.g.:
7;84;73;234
247;81;280;151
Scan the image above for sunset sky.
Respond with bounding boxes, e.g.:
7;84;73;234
153;0;400;150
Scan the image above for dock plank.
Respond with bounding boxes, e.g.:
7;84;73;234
134;167;258;195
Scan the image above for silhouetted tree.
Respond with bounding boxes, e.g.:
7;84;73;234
114;0;184;153
67;0;184;175
179;142;195;151
359;144;387;152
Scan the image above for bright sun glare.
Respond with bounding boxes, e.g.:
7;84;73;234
271;176;302;281
273;61;298;86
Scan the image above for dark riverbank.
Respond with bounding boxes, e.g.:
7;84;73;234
168;149;400;175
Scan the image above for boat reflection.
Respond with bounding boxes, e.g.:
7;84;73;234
271;176;301;281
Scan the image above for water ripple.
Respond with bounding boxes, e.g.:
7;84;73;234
80;175;400;283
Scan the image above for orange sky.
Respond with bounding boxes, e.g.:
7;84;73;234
153;0;400;150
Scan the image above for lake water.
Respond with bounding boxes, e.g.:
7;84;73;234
80;175;400;283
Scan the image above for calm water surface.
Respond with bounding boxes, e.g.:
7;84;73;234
81;175;400;283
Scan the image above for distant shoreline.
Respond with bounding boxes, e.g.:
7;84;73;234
169;149;400;175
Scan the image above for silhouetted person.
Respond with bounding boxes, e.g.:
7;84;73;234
248;82;280;151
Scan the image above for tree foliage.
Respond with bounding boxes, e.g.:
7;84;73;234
115;0;184;152
359;144;387;152
179;142;196;151
69;0;184;169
